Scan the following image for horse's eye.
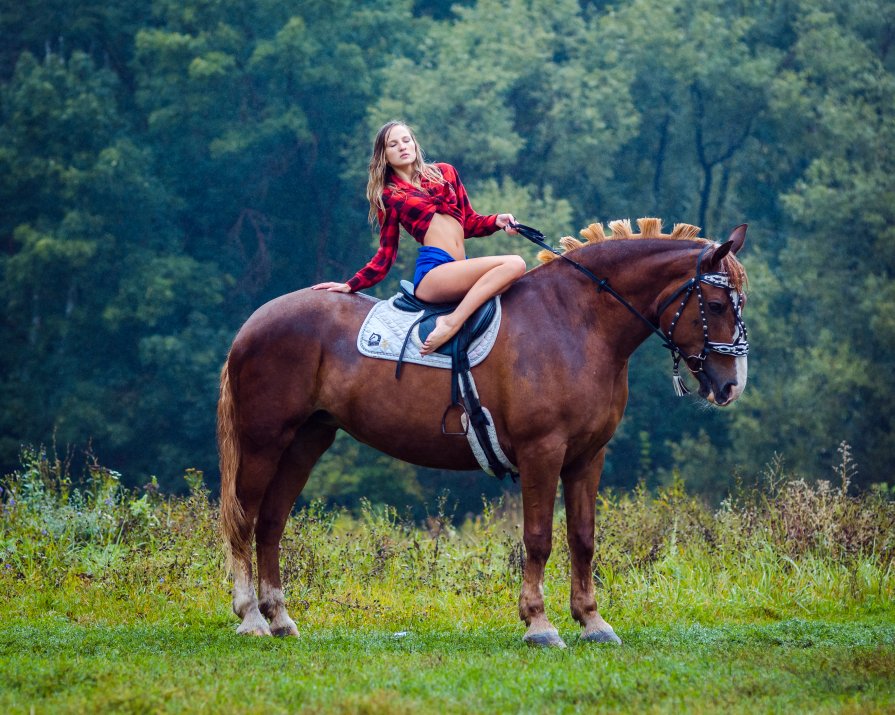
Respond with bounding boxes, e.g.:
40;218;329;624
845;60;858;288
708;301;726;315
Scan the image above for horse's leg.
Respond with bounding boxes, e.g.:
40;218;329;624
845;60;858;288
517;445;565;648
562;449;621;644
231;448;281;636
256;422;337;637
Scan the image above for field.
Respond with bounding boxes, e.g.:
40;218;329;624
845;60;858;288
1;448;893;713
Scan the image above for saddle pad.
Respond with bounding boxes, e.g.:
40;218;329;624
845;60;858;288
357;294;502;369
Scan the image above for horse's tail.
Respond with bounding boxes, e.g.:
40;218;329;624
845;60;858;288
218;357;248;575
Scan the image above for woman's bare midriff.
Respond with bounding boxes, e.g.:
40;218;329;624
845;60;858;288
423;213;465;259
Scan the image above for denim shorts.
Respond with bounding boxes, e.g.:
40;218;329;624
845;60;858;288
413;246;459;290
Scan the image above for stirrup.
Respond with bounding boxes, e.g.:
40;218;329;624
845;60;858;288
441;402;469;436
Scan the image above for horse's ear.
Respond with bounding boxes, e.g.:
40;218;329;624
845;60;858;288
726;224;747;255
705;224;747;270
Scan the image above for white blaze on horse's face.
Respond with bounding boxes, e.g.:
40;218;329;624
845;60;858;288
694;281;749;406
723;289;748;402
734;292;748;398
733;355;748;399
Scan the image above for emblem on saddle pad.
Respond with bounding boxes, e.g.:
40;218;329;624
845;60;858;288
367;333;382;348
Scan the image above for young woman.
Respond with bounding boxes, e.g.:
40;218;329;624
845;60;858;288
312;121;525;356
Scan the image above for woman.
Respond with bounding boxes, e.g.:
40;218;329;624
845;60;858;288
312;121;525;356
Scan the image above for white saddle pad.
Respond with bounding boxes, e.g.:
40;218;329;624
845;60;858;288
357;294;502;369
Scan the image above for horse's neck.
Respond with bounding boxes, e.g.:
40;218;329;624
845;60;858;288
593;239;696;290
535;240;699;357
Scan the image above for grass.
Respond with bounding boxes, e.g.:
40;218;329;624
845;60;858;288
0;446;893;713
2;621;893;713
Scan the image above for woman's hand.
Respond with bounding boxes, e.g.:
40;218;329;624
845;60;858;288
496;213;518;234
311;282;352;293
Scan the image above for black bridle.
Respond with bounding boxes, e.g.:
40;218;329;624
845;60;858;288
512;223;750;396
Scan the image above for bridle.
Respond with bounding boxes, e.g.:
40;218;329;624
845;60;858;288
656;243;750;395
513;224;750;397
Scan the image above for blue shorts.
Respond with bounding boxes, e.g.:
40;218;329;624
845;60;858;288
413;246;460;290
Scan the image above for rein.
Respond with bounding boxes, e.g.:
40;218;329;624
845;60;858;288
512;223;750;396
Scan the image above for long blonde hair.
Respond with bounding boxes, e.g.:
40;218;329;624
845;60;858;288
366;121;443;223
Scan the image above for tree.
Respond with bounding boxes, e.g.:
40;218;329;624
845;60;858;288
2;0;892;500
0;49;233;486
725;2;895;481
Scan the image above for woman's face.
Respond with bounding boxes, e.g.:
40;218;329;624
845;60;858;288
383;125;417;172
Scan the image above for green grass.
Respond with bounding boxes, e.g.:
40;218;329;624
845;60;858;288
0;447;893;713
2;620;893;713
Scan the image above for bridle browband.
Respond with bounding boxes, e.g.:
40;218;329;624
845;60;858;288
512;224;750;396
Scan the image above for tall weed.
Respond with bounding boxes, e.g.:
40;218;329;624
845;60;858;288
1;444;891;628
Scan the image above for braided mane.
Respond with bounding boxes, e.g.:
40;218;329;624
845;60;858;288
538;217;747;292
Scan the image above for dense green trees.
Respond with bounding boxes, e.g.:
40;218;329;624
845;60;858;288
1;0;891;504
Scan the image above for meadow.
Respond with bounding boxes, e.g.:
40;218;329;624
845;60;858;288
1;446;893;713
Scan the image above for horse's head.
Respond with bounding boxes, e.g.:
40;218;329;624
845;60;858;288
657;225;749;406
532;217;750;405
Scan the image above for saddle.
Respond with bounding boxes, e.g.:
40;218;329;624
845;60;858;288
393;280;517;482
393;280;496;357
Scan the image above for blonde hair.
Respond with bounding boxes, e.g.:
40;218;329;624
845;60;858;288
366;121;443;223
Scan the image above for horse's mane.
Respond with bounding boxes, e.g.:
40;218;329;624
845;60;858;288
537;217;747;292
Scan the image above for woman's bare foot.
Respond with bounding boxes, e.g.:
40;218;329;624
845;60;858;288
420;315;458;356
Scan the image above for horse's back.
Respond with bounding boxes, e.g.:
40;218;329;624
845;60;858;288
231;289;375;360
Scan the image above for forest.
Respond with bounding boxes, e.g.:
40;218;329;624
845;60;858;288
1;0;893;509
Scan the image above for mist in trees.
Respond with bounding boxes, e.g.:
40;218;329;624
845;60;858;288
1;0;892;507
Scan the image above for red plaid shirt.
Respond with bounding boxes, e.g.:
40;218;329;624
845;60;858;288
346;163;499;291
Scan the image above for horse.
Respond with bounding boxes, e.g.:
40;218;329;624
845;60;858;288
217;217;749;647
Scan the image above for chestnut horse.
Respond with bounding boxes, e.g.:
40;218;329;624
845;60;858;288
218;218;749;647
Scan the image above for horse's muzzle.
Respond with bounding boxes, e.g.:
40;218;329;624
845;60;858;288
697;356;747;406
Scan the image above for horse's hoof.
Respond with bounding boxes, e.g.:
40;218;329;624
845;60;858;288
271;627;298;637
270;618;298;638
581;627;622;645
236;624;272;636
236;612;272;636
269;611;299;637
523;628;567;649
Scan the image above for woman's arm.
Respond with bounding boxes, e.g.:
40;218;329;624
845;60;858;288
311;206;401;293
344;206;400;292
313;189;406;293
447;164;517;238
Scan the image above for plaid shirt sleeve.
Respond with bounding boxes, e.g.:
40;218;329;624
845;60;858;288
443;164;499;238
346;202;401;292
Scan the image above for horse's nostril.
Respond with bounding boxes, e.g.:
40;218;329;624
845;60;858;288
718;380;737;402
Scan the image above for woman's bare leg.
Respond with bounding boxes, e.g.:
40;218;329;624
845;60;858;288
416;254;526;355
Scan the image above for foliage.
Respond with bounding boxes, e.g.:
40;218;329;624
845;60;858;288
1;446;892;620
0;446;222;599
1;0;893;500
0;450;893;711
